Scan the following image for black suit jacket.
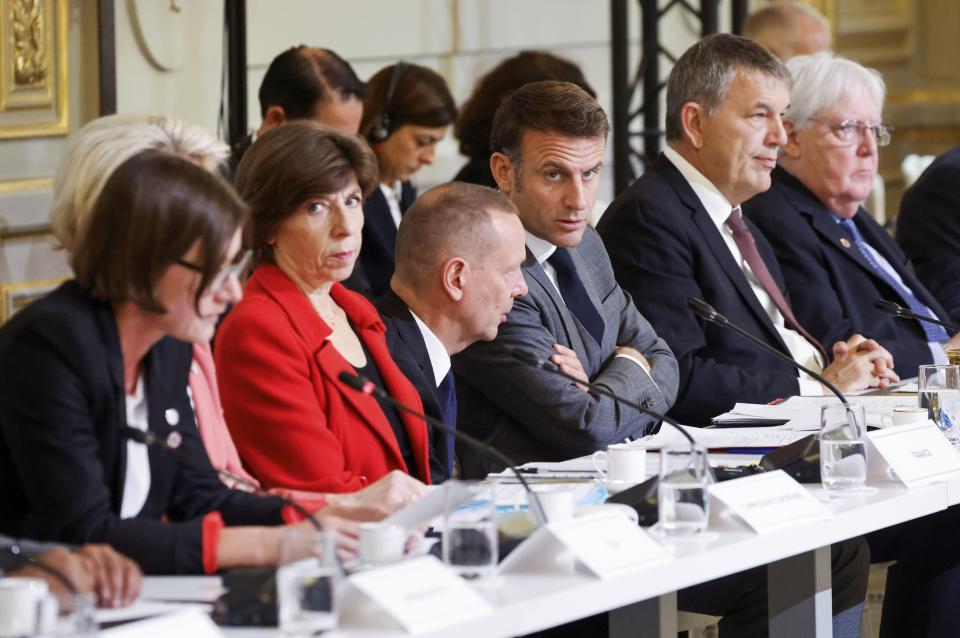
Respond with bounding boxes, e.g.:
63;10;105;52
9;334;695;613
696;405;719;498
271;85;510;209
0;282;285;574
897;147;960;324
744;167;946;378
452;156;497;189
375;291;450;482
345;181;417;299
598;154;803;426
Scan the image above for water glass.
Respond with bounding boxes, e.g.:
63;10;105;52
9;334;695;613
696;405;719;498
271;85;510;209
918;364;960;445
820;403;867;491
442;481;498;580
276;528;338;636
658;444;710;535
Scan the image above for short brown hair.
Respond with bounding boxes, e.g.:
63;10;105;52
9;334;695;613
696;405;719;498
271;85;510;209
72;151;248;313
455;51;595;158
665;33;791;142
394;182;518;291
235;121;379;265
489;81;609;159
360;63;457;141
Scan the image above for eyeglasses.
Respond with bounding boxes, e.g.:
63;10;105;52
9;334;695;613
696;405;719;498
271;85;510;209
175;249;253;293
809;118;893;147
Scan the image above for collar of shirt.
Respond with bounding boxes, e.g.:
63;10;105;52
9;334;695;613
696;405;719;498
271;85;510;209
525;230;557;265
408;309;451;386
663;146;736;233
379;180;404;229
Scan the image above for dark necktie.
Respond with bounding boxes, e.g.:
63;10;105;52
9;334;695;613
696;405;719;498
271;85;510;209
725;207;828;362
547;248;605;344
436;369;457;477
837;218;949;343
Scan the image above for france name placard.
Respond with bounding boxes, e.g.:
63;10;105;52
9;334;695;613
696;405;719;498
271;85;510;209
867;420;960;487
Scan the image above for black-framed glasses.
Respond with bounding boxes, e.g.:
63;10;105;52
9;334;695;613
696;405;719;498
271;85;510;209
175;249;253;293
809;118;893;147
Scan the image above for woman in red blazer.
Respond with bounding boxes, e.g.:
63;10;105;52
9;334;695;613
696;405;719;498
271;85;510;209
216;122;438;493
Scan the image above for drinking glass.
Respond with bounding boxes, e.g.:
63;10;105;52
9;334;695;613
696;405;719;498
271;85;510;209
658;444;710;535
442;481;498;580
276;528;338;636
918;364;960;445
820;403;867;491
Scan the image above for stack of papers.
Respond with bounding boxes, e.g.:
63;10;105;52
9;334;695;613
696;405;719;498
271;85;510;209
637;424;808;449
713;394;919;430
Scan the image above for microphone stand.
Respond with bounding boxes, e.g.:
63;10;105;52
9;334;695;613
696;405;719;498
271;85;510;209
874;299;960;333
337;372;548;526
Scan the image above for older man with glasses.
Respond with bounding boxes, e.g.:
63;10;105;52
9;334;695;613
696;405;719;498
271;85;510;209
743;52;958;380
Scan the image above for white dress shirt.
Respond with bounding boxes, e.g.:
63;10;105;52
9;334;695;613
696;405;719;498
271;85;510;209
525;231;657;382
120;375;150;519
664;147;824;394
409;310;451;386
379;181;404;230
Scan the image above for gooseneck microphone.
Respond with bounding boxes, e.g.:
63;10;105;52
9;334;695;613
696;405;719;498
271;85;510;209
688;297;850;407
3;544;77;595
874;299;960;333
510;349;697;448
337;371;548;525
120;427;322;531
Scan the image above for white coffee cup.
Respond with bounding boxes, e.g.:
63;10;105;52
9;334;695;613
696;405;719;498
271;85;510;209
880;406;930;428
592;444;647;484
529;484;576;522
0;577;58;638
358;523;406;566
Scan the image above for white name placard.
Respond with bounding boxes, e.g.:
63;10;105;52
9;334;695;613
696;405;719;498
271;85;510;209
708;470;832;533
499;508;671;578
867;420;960;487
347;556;491;634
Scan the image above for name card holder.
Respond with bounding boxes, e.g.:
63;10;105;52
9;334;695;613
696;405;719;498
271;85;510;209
708;470;832;533
866;420;960;487
498;508;671;579
346;556;492;634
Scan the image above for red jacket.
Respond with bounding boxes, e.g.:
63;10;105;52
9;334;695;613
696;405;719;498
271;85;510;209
215;265;431;493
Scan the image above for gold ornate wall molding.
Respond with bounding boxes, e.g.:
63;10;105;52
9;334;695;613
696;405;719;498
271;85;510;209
0;0;68;138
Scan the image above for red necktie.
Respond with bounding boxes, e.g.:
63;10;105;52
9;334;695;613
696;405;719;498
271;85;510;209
725;207;828;363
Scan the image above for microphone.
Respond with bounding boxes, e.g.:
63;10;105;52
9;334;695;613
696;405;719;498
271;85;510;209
120;427;322;531
687;297;852;483
687;297;849;407
510;349;697;448
3;544;77;596
336;371;548;526
874;299;960;333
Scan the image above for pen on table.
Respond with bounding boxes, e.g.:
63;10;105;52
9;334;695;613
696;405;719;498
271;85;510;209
516;468;599;475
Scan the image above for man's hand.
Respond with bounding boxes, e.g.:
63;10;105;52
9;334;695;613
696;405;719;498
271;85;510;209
550;344;589;389
14;545;142;608
322;470;426;522
823;335;899;392
945;332;960;351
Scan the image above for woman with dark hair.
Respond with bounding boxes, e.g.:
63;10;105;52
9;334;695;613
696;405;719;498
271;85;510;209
0;152;328;575
345;62;457;299
217;121;442;495
453;50;595;188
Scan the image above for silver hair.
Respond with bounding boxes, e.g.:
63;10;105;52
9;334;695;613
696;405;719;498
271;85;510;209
785;52;886;127
50;114;229;251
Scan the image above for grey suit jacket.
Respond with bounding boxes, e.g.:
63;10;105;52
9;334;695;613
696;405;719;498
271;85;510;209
452;226;679;476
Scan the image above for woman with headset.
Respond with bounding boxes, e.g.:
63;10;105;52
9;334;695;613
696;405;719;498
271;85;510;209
345;62;457;300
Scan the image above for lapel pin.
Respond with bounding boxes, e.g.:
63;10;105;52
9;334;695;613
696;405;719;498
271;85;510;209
840;237;851;249
165;408;180;427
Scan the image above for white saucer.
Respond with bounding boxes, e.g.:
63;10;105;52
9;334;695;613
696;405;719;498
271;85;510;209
596;478;640;494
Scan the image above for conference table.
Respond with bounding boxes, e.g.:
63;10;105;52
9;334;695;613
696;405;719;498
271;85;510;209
130;463;957;638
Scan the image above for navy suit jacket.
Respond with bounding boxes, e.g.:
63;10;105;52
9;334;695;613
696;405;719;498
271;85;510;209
897;147;960;324
744;167;946;379
598;154;803;426
0;282;286;574
376;290;450;482
345;181;417;299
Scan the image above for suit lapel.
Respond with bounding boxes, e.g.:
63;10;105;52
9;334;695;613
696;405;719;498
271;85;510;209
656;157;789;350
380;292;431;378
522;250;588;355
